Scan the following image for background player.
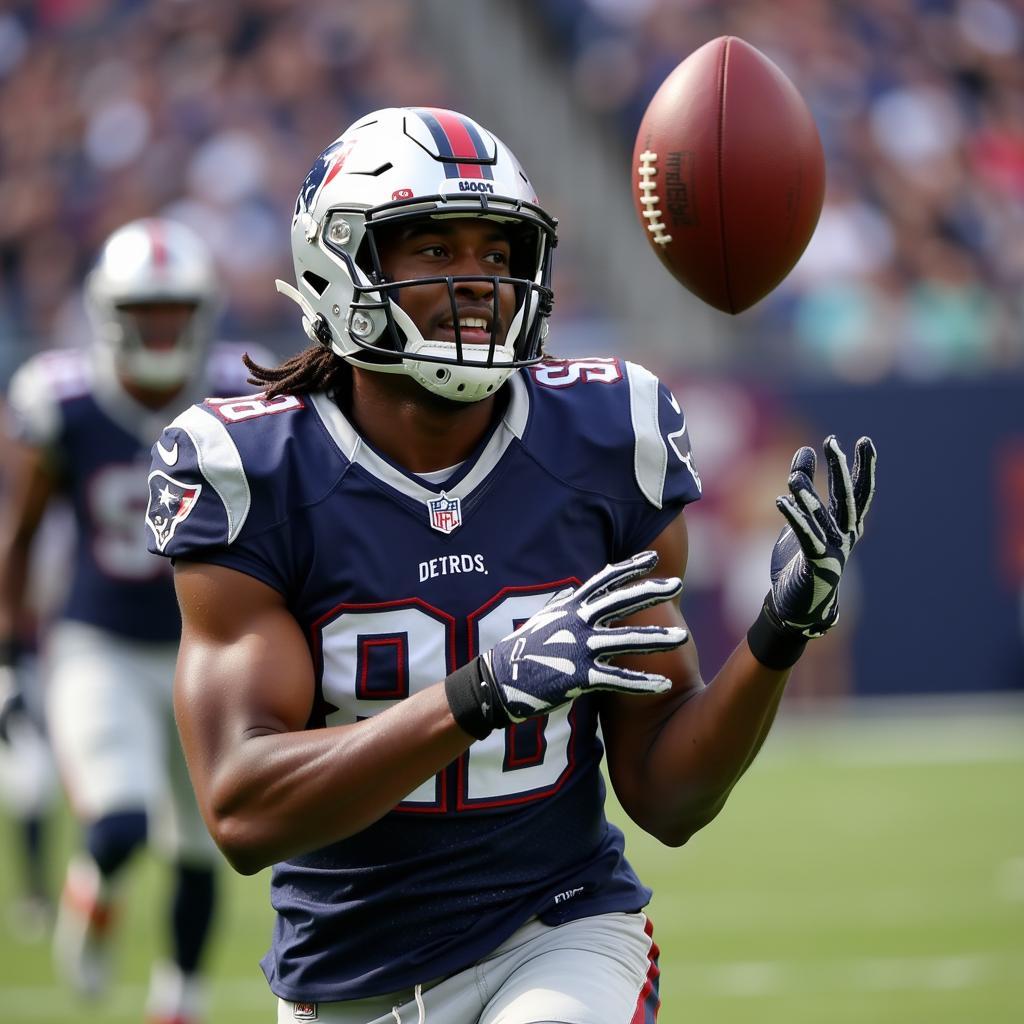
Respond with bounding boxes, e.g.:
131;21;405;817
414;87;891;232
148;108;876;1022
0;494;62;942
0;217;270;1024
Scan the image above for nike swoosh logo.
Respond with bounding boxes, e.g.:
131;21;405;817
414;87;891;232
157;441;179;466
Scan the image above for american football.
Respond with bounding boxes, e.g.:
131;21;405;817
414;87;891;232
632;35;825;314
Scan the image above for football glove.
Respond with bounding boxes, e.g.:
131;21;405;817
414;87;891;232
445;550;688;737
767;435;877;638
0;664;26;745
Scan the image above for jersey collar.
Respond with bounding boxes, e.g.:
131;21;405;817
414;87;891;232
308;370;531;503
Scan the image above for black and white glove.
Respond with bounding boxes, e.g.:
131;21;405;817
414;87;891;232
748;435;877;669
446;551;688;738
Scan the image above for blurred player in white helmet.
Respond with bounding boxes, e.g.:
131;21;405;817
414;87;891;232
0;217;272;1024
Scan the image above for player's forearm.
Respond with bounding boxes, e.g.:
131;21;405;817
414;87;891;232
629;641;791;845
0;540;31;641
192;684;472;874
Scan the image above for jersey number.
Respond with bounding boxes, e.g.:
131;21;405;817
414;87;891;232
207;393;304;423
88;464;167;581
530;359;622;388
317;585;576;813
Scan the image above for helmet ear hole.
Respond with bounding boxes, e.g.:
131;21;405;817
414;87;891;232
303;271;330;297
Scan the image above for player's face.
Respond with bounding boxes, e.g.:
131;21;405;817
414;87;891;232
116;301;198;352
375;219;517;347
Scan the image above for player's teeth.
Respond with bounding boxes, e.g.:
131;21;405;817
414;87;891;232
458;318;487;329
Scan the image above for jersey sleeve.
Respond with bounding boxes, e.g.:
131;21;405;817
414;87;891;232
523;358;702;561
145;403;293;595
615;360;703;557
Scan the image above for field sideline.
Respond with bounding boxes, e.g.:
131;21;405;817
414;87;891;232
1;696;1021;1024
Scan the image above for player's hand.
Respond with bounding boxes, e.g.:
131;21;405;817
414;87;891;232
0;665;26;745
483;550;687;724
767;435;877;638
446;551;688;737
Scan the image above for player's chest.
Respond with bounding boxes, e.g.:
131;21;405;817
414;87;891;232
60;407;151;506
298;463;613;631
295;468;611;813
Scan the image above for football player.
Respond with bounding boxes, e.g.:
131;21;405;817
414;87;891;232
0;439;61;942
148;108;877;1023
0;217;270;1024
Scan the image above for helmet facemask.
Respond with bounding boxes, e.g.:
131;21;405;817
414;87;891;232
98;300;210;389
338;209;553;401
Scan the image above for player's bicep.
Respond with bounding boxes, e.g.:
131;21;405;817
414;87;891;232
172;561;315;800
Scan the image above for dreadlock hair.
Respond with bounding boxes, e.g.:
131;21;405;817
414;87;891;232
243;345;351;400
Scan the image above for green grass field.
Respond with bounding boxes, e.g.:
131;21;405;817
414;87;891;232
1;699;1021;1023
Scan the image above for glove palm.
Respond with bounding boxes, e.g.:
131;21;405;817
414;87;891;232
768;435;877;638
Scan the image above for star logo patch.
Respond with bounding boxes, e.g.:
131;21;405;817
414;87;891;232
146;470;202;552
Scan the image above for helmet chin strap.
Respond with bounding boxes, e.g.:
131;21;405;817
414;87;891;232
388;303;515;403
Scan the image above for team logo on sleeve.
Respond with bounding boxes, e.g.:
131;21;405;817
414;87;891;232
427;493;462;534
146;470;202;552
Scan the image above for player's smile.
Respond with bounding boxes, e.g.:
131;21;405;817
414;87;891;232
433;306;502;346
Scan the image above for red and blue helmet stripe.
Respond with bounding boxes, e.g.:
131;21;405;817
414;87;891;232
412;107;494;180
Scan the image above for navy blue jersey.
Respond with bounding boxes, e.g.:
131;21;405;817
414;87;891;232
7;342;264;642
146;357;701;1000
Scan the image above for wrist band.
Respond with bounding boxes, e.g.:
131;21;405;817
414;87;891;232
444;657;499;740
746;600;807;670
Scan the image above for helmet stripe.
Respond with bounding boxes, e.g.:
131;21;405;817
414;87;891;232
413;108;494;180
147;219;167;269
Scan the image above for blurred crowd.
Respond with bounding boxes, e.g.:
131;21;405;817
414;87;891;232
2;0;1023;386
533;0;1024;382
0;0;455;381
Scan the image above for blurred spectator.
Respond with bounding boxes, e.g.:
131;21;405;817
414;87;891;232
527;0;1024;383
4;0;1022;385
0;0;457;374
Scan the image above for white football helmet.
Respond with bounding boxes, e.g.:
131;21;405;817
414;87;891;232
278;107;558;402
85;218;219;388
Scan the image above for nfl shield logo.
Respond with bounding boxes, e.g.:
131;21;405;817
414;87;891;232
427;493;462;534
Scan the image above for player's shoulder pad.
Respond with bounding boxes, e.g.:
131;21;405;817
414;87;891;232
145;391;345;557
521;358;702;509
6;348;92;446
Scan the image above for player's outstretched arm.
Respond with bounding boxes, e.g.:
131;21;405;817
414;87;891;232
0;438;57;649
602;437;876;848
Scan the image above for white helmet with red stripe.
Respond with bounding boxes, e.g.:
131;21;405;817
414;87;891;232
86;217;219;388
278;106;558;403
